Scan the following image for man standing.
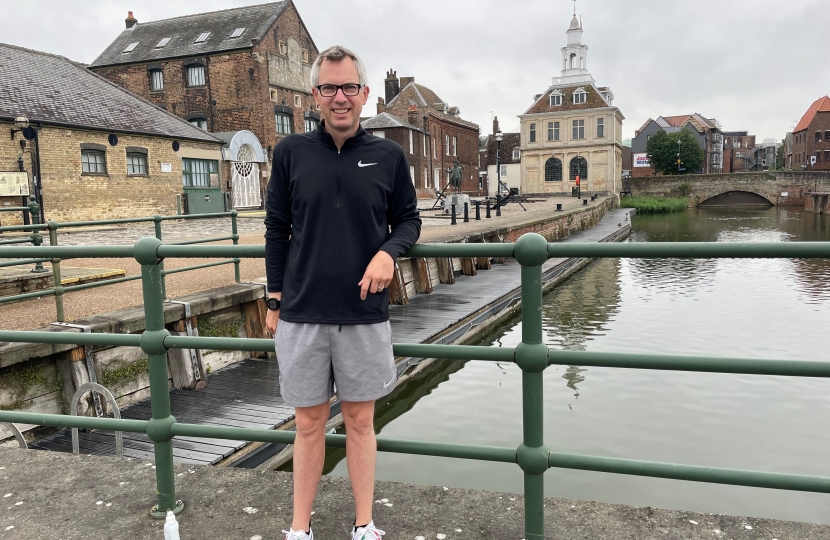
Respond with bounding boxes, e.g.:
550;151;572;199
264;46;421;540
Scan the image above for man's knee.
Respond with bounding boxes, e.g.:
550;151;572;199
295;401;330;436
341;400;375;435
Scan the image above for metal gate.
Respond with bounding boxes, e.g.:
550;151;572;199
231;144;261;209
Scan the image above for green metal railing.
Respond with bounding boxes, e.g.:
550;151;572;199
1;235;830;538
0;200;241;321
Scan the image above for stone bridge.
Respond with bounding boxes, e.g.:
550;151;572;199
628;171;830;207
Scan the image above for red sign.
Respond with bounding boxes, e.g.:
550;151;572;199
575;175;580;186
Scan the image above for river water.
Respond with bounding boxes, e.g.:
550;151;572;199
325;207;830;523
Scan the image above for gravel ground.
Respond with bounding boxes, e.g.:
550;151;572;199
0;196;591;330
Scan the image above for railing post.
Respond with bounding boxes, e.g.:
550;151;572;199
513;233;550;540
231;210;241;283
153;215;167;299
135;237;183;519
28;196;47;273
48;221;65;322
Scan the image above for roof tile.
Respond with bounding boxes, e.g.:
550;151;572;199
794;96;830;133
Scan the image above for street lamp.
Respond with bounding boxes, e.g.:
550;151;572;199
495;129;503;217
14;116;29;130
10;115;44;223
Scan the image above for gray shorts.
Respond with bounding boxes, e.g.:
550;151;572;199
274;320;397;407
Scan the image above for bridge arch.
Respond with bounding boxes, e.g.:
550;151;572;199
697;191;774;207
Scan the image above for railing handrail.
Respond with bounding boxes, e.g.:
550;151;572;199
1;236;830;536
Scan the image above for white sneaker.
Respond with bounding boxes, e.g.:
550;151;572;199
352;521;385;539
283;527;313;540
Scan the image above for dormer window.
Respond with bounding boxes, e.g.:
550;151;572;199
123;42;139;53
573;88;587;104
512;148;521;160
195;32;210;43
550;92;562;106
155;37;171;49
230;27;245;38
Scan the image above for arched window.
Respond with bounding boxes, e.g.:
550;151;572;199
570;53;576;69
569;156;587;182
544;158;563;182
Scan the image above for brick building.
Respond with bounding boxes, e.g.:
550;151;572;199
89;2;320;208
0;43;223;225
631;114;723;177
376;71;483;196
519;10;624;196
791;96;830;172
480;117;521;197
722;131;756;173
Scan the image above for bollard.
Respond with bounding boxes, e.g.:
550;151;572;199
486;199;491;219
556;203;563;211
28;196;47;273
463;202;469;223
496;193;501;217
583;199;588;206
451;204;457;225
475;200;481;220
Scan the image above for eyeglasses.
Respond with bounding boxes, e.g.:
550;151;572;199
315;83;363;97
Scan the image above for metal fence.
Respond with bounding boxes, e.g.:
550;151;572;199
1;235;830;539
0;196;241;321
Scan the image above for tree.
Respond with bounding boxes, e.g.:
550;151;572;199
646;129;704;175
776;142;785;170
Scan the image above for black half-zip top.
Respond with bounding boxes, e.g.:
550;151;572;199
315;124;369;210
336;148;341;208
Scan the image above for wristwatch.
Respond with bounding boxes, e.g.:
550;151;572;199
266;297;281;311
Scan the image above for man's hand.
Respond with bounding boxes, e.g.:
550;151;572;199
358;251;395;300
265;292;281;336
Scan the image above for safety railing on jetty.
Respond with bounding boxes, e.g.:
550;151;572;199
0;196;241;321
2;236;830;539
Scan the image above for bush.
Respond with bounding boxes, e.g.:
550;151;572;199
620;196;689;214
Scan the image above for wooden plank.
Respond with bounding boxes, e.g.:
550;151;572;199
436;258;455;284
242;298;268;359
461;258;477;276
388;262;409;306
427;259;441;287
410;258;433;295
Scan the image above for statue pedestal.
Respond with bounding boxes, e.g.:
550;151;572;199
443;194;471;215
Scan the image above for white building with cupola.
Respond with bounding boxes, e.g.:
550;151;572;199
518;8;624;196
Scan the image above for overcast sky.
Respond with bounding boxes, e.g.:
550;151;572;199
3;0;827;141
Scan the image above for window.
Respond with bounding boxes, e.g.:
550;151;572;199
195;32;210;43
434;167;441;189
573;89;586;104
293;95;302;107
500;165;507;177
275;113;292;135
230;27;245;38
186;65;205;87
123;42;139;53
304;117;318;132
423;134;427;157
452;136;457;156
189;118;207;130
512;148;521;160
155;37;171;49
127;153;148;175
529;123;536;143
150;70;164;91
270;89;278;101
182;158;218;187
736;152;743;158
544;158;563;182
278;40;287;55
825;151;830;161
478;175;483;190
816;151;822;162
445;135;449;155
597;118;605;138
302;49;309;63
550;93;562;106
432;137;436;159
373;130;385;138
81;150;106;174
816;132;822;142
424;167;428;188
572;119;585;139
569;156;588;182
409;130;414;154
825;131;830;140
410;165;416;186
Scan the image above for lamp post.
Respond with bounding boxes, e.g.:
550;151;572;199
495;129;503;217
10;116;44;223
576;151;581;200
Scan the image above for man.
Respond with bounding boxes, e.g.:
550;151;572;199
264;45;421;540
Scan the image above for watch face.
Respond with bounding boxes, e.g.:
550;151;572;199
267;298;280;310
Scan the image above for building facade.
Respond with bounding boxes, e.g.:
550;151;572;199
518;11;624;196
376;71;483;196
791;96;830;172
722;131;756;173
479;117;521;197
0;44;223;225
630;114;723;176
361;111;432;199
89;2;320;208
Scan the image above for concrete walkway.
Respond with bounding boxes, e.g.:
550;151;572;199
2;447;828;539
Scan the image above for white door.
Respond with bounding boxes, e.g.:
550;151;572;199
231;144;262;208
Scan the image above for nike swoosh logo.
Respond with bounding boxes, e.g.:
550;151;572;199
358;161;378;167
383;376;396;388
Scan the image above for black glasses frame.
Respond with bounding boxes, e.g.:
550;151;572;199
315;83;364;97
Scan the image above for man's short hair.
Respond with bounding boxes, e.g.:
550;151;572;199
310;45;368;88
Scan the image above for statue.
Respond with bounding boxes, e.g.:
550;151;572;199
445;160;463;193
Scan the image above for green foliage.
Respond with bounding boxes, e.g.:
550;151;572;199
0;364;47;410
677;182;693;197
776;143;785;170
100;358;150;387
621;196;689;214
646;129;704;175
198;314;244;339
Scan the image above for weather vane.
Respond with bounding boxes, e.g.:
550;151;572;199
573;0;577;16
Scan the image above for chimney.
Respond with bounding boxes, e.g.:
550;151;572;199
384;69;399;105
407;105;419;126
377;96;385;114
399;76;415;88
125;11;138;29
493;116;500;135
